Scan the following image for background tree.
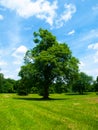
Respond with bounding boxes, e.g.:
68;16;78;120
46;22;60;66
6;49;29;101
0;71;16;93
18;64;35;95
19;28;79;99
72;72;93;94
0;73;4;93
94;76;98;93
2;78;16;93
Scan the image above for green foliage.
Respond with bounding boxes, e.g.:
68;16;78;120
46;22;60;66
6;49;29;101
0;72;16;93
18;64;38;95
17;80;29;95
0;73;4;93
72;72;93;94
94;76;98;93
19;28;79;98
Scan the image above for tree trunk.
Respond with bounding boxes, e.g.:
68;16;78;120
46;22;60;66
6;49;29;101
43;85;49;99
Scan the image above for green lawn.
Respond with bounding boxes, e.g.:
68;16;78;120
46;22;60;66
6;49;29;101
0;93;98;130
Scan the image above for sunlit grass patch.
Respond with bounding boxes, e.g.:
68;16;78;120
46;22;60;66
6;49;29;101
0;93;98;130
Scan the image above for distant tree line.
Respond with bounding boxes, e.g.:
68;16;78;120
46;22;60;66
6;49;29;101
0;71;98;95
0;29;98;98
0;73;17;93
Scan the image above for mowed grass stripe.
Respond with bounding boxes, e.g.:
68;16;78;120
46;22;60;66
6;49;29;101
13;95;97;129
0;97;20;130
30;99;98;130
0;95;67;130
30;94;98;128
12;100;71;129
0;94;76;129
0;93;98;130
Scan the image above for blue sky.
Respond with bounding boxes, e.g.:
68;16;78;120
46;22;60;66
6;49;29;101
0;0;98;80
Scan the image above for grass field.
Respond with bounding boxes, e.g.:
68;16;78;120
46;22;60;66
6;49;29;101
0;93;98;130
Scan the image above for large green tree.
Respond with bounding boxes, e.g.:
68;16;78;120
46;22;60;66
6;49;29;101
19;28;79;99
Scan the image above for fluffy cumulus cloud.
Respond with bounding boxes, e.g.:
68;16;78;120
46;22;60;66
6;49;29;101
0;0;58;26
12;45;28;65
0;0;76;27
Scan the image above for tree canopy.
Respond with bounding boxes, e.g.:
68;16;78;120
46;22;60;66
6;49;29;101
72;72;93;94
19;28;79;99
0;72;17;93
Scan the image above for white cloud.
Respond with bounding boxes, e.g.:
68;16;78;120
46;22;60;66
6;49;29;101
0;0;76;27
88;42;98;50
14;45;27;55
12;45;28;65
67;30;75;35
62;4;76;21
0;0;58;26
55;3;76;28
88;44;94;49
0;14;4;20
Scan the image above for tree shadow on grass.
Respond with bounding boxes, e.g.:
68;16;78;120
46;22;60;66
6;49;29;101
13;97;69;101
65;93;79;95
66;92;90;96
